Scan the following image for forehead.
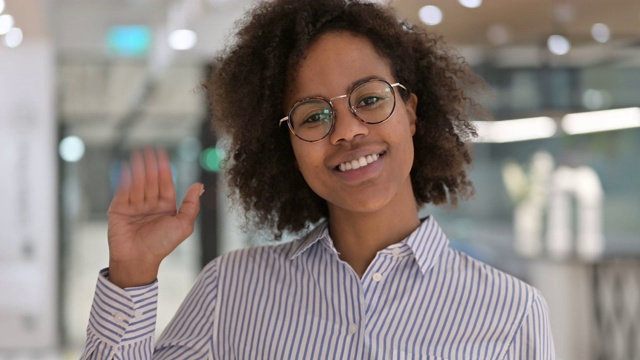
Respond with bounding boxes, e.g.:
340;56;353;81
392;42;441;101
287;32;394;104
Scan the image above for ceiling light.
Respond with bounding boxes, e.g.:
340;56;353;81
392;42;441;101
473;117;557;143
562;108;640;134
168;29;197;50
459;0;482;9
547;34;571;55
59;136;86;163
418;6;443;26
581;89;611;111
0;14;13;35
591;23;610;43
4;27;22;48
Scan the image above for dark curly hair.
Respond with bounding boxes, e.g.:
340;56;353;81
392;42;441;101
208;0;484;236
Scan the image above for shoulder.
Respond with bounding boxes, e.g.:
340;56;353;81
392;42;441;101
441;247;548;334
447;247;541;302
205;225;324;276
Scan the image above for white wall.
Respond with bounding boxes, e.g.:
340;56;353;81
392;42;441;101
0;39;57;350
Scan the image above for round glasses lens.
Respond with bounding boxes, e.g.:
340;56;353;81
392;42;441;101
290;99;333;141
349;80;396;124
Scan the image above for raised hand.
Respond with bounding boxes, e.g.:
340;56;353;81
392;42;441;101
106;147;204;288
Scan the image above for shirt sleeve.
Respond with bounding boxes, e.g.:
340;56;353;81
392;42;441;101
80;260;219;360
80;268;159;359
502;290;556;360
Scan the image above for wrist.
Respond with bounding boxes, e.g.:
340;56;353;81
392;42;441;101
108;260;160;288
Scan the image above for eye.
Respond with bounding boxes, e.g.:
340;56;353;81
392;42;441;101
301;109;332;127
355;94;390;109
357;95;383;107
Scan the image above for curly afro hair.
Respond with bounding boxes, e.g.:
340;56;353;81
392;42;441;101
208;0;485;236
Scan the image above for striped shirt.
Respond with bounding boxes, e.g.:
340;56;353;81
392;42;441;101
82;216;555;359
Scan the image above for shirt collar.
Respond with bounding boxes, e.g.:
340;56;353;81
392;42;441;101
289;216;450;276
402;216;450;275
289;221;331;260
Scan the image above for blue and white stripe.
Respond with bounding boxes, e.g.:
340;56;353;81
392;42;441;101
82;269;158;359
82;216;555;359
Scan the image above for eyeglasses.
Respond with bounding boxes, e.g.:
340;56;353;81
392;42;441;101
279;78;408;142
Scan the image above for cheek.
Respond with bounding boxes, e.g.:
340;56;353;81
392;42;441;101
291;143;318;176
392;122;416;169
291;144;331;193
290;139;302;169
290;135;302;169
296;153;323;178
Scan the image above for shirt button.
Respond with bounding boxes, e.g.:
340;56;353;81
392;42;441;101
392;248;401;256
114;313;125;324
372;273;383;282
134;310;144;318
348;323;358;334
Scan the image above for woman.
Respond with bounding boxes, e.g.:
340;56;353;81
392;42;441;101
82;0;555;358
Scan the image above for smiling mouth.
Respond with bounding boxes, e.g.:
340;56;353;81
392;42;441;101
337;152;384;172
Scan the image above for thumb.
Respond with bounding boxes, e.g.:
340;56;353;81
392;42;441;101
176;183;204;229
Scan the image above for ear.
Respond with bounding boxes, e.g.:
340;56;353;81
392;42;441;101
405;93;418;136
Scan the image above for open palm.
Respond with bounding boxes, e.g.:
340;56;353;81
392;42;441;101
107;148;203;288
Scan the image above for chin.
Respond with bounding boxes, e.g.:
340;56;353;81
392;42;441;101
328;196;391;215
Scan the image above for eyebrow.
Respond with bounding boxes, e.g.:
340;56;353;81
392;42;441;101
346;75;384;94
292;75;388;104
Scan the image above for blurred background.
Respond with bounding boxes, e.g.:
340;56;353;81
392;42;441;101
0;0;639;359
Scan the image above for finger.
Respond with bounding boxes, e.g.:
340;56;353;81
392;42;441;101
130;149;145;204
110;162;131;207
175;183;204;235
157;148;176;203
144;147;159;202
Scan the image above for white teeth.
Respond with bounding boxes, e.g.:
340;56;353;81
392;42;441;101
337;153;380;172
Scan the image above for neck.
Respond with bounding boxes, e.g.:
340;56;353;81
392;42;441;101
327;182;420;278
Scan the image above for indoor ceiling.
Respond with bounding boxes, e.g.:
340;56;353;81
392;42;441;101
4;0;640;146
24;0;640;63
403;0;640;46
399;0;640;67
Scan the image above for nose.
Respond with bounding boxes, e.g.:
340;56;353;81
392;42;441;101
328;98;369;145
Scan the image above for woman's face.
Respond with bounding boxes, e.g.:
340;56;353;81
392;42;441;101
285;31;418;217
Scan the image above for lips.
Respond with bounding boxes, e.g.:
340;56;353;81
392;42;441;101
336;152;384;172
